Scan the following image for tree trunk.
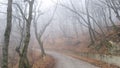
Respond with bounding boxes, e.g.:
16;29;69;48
19;30;31;68
19;55;30;68
38;40;46;57
19;0;34;68
2;0;12;68
85;0;95;46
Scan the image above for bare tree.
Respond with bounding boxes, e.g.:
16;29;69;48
59;0;99;45
99;0;120;21
1;0;13;68
33;2;57;57
13;0;35;68
108;0;120;21
85;0;96;45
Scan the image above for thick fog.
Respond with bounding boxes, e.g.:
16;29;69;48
0;0;119;47
0;0;120;67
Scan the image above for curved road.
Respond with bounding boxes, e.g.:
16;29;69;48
47;51;99;68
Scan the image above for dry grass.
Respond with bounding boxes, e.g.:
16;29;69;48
31;55;54;68
8;50;55;68
29;49;55;68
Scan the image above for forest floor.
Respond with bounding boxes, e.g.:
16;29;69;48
8;50;55;68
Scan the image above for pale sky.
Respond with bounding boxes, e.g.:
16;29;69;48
0;0;57;10
41;0;57;9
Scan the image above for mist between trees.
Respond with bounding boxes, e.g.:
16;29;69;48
0;0;120;68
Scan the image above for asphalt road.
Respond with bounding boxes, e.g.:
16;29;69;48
47;51;100;68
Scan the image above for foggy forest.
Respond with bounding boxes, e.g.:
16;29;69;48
0;0;120;68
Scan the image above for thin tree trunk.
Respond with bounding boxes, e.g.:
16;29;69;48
34;22;46;57
85;0;94;45
2;0;12;68
38;40;46;57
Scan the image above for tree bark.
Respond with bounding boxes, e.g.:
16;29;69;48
2;0;13;68
19;0;34;68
